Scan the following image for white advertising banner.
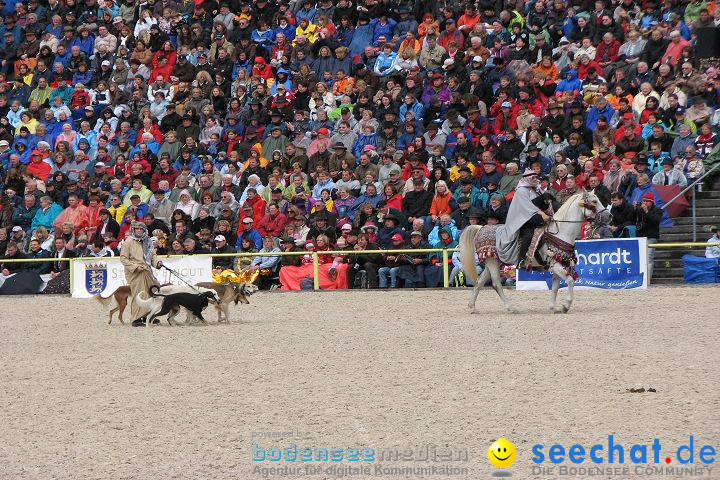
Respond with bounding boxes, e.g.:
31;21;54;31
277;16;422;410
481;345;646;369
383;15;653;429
71;256;213;298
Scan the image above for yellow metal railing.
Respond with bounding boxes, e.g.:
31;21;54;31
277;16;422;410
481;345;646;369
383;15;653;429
2;242;718;293
647;243;720;248
0;248;457;291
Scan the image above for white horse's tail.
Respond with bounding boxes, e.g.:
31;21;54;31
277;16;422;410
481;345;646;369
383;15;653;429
459;225;483;285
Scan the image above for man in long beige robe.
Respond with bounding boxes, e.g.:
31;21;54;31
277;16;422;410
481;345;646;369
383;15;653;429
120;221;163;325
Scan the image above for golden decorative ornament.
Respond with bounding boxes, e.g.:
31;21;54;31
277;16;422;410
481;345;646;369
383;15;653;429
211;268;260;284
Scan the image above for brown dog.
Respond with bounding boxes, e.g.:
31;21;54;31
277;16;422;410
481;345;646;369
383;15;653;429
194;282;258;323
93;286;131;324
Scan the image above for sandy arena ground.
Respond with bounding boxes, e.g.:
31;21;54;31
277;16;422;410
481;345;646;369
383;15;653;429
1;287;718;480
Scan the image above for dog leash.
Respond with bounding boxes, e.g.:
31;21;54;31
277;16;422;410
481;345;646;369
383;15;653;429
162;265;200;292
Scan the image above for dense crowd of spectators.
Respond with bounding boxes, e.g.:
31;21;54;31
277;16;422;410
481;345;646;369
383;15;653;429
0;0;719;290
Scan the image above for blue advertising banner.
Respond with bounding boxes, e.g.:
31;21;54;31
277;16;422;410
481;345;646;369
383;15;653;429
516;238;648;290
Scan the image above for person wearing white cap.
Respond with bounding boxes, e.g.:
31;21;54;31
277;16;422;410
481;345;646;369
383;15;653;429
210;235;236;271
10;226;30;252
552;37;576;72
236;216;262;251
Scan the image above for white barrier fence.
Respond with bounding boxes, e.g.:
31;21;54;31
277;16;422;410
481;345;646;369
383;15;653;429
71;256;213;298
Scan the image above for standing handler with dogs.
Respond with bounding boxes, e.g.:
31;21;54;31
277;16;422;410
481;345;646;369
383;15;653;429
120;221;163;327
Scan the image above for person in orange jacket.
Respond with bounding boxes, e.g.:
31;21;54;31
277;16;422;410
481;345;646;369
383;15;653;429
429;180;453;223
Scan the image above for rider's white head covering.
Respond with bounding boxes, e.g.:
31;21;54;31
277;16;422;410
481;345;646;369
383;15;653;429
518;168;539;188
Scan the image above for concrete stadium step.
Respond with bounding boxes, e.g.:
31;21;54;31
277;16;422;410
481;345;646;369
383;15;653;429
654;249;706;260
691;207;719;215
673;216;718;225
654;256;688;265
696;191;720;199
651;277;683;284
659;232;713;241
654;266;684;274
653;268;685;277
661;224;718;234
653;259;684;268
693;198;720;207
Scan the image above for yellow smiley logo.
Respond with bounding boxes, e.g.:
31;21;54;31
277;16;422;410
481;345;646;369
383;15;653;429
488;438;516;469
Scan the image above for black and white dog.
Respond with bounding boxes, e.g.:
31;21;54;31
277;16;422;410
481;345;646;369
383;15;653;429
136;285;220;326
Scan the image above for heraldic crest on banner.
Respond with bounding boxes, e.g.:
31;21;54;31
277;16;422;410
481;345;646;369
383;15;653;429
85;263;108;295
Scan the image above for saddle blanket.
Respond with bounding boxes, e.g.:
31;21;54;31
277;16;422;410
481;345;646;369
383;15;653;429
474;224;500;262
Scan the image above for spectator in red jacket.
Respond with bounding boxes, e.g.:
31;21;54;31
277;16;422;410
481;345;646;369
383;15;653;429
26;150;52;181
149;55;174;84
150;157;180;191
576;55;603;80
69;83;91;110
614;113;643;144
515;87;543;118
251;57;274;81
438;19;464;52
135;118;165;145
493;101;519;134
256;203;288;238
595;33;620;73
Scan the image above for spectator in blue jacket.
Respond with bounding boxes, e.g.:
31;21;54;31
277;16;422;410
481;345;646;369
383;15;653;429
428;215;458;245
369;16;397;46
373;43;397;76
274;18;296;42
349;15;373;56
236;217;263;250
586;97;616;131
398;93;424;122
352;126;379;160
31;196;63;232
394;7;418;38
295;0;317;23
376;213;405;249
555;69;581;97
71;27;95;57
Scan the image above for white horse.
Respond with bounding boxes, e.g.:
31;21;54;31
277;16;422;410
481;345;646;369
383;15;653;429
459;192;603;314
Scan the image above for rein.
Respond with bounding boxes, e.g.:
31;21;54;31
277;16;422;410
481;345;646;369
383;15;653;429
163;265;199;291
551;218;586;223
547;201;609;233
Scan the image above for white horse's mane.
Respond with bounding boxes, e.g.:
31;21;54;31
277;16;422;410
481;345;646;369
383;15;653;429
554;192;595;221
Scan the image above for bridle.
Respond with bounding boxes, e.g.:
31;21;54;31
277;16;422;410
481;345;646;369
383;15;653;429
547;194;608;233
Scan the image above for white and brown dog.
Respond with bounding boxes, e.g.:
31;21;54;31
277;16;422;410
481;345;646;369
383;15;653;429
195;282;258;323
